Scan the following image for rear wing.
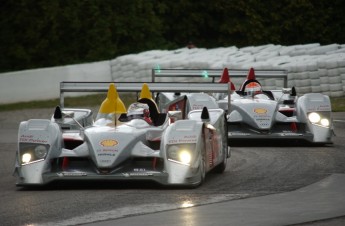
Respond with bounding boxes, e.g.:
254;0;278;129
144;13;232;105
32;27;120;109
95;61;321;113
151;68;288;87
59;81;230;108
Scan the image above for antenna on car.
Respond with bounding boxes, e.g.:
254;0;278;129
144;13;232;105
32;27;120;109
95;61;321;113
64;112;84;129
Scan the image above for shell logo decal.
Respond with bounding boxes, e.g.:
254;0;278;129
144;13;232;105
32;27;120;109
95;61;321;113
254;108;267;114
100;139;118;147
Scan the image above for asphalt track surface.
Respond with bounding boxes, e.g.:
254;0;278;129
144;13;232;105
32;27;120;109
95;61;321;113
0;109;344;226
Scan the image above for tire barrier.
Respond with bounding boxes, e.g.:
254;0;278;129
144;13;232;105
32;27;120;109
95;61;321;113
0;43;344;104
109;43;345;98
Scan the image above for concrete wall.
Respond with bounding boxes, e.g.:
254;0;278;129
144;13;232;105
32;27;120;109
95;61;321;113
0;61;111;104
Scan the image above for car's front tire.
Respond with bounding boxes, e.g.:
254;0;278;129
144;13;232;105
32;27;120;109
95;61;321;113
213;117;229;173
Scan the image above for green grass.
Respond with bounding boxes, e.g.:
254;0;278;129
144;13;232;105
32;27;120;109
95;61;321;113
331;97;345;112
0;95;344;112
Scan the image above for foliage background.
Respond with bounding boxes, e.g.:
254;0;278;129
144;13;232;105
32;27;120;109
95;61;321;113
1;0;344;72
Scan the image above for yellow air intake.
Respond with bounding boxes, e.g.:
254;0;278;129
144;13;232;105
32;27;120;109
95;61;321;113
96;83;126;121
138;83;160;117
139;83;153;100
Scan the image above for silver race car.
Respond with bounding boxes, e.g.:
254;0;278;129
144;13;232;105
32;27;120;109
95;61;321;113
152;68;334;145
219;67;333;145
13;82;230;187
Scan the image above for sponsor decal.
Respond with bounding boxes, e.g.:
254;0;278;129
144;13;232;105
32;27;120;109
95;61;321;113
317;105;331;110
97;148;119;153
122;172;153;177
255;118;270;121
57;172;87;177
230;132;251;136
168;135;197;144
281;133;302;136
192;104;204;110
20;134;48;143
307;104;331;112
97;153;116;157
104;149;117;152
254;108;267;114
100;139;118;147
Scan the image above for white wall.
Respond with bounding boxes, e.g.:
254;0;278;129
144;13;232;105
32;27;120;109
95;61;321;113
0;61;111;104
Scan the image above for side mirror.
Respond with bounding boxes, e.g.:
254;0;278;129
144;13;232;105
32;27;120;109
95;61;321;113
282;88;292;94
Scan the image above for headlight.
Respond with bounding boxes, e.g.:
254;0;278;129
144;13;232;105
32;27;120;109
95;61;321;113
19;143;50;165
308;112;331;128
320;118;330;127
167;144;195;165
34;145;48;159
179;150;192;165
22;153;32;164
308;112;320;123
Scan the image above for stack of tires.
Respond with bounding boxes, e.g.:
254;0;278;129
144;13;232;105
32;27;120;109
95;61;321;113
108;43;345;97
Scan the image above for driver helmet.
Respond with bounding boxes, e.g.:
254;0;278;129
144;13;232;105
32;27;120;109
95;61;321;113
244;82;262;96
127;102;150;119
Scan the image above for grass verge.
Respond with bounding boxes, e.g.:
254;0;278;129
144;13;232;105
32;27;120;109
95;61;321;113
331;97;345;112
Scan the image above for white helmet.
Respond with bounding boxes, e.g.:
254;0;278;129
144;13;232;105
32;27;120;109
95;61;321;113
127;103;150;119
245;82;262;96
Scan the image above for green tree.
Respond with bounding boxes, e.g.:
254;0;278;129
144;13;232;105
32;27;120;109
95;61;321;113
1;0;345;72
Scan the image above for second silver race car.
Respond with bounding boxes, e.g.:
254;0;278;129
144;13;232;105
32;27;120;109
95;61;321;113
219;67;334;145
152;67;334;145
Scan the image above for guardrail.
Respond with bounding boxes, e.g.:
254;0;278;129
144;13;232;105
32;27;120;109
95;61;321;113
60;81;229;108
151;68;288;87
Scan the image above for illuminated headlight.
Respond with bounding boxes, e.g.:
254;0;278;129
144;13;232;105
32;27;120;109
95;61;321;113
167;144;195;165
22;153;32;164
320;118;330;127
308;112;321;123
179;150;192;165
308;112;331;128
19;143;50;165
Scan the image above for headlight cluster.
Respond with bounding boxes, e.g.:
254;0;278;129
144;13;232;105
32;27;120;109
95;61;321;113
167;144;195;165
308;112;330;127
19;143;49;165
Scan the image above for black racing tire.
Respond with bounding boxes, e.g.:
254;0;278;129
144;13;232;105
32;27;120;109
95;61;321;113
190;153;206;188
186;137;207;189
213;116;229;173
199;156;206;184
